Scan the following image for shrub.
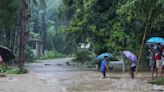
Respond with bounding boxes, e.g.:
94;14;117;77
72;50;92;64
25;45;35;63
39;50;65;60
0;65;28;74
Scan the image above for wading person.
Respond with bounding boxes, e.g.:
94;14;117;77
100;56;109;79
130;60;137;80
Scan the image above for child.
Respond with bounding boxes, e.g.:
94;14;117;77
100;56;109;79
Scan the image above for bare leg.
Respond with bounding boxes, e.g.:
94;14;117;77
130;71;134;79
102;72;106;79
151;66;155;80
158;67;162;77
151;70;156;80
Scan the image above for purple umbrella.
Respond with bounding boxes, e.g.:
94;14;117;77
123;51;137;62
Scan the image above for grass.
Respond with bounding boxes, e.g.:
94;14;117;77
149;78;164;85
37;51;65;60
0;65;28;74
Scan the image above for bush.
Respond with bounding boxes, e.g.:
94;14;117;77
25;45;35;63
39;50;65;60
72;50;92;64
0;65;28;74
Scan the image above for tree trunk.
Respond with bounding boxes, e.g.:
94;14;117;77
42;9;47;53
136;7;153;72
18;0;28;68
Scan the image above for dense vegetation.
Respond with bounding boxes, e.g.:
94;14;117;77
61;0;164;53
59;0;164;69
0;0;163;70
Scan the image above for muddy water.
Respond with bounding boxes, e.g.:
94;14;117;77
25;58;164;92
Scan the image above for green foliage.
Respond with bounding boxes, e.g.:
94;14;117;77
39;50;65;60
25;45;35;63
61;0;130;54
72;50;92;64
61;0;164;55
31;0;67;54
59;0;163;70
5;67;28;74
0;0;19;50
0;65;28;74
149;78;164;85
47;26;65;53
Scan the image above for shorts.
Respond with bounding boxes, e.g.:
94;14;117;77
130;66;136;72
101;70;106;77
156;60;162;68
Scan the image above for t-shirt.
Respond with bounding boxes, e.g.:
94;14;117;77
155;53;161;60
101;60;107;72
130;61;136;67
155;46;162;60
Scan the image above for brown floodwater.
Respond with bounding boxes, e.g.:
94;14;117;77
0;58;163;92
26;58;164;92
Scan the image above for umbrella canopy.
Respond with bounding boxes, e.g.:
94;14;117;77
123;51;137;62
96;52;112;60
0;45;15;62
146;37;164;44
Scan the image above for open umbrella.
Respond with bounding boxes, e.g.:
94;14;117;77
0;45;15;62
123;51;137;62
96;52;112;60
146;37;164;44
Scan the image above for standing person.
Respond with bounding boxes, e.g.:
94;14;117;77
147;49;156;79
100;56;109;79
130;60;137;79
154;43;162;77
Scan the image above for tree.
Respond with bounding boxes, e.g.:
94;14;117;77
0;0;19;51
117;0;164;70
61;0;127;54
18;0;30;68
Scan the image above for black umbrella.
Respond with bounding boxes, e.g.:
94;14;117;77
0;45;15;62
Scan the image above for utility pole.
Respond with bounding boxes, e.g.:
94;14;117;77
18;0;29;68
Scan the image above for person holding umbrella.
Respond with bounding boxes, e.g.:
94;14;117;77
129;59;137;79
123;51;137;79
100;56;109;79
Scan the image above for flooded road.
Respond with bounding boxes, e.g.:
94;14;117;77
0;58;164;92
26;58;164;92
